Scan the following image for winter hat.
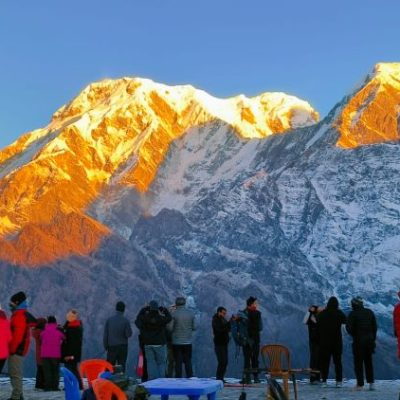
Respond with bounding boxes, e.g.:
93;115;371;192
10;291;27;306
47;315;57;323
246;296;257;307
175;297;186;306
116;301;125;312
351;296;363;308
149;300;159;310
66;309;79;322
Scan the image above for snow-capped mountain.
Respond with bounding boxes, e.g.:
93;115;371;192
0;64;399;378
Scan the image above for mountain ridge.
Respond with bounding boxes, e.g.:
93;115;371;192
1;63;400;377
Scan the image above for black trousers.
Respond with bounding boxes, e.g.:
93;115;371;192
0;358;5;374
243;342;260;380
64;360;83;390
353;341;374;386
214;344;228;380
172;344;193;378
107;344;128;372
42;358;60;390
35;364;45;389
319;345;342;382
309;341;321;382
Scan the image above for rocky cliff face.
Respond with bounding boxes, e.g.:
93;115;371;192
0;64;399;378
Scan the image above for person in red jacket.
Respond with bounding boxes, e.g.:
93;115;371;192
8;291;36;400
393;291;400;358
0;309;12;374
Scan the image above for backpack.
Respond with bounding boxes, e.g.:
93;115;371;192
231;310;251;347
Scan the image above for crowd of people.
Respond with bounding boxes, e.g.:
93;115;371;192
0;290;400;399
304;295;378;391
0;291;83;400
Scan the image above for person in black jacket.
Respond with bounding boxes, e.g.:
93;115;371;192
212;306;230;381
241;296;263;384
303;305;321;383
62;310;83;389
346;297;377;391
135;301;172;379
316;296;346;388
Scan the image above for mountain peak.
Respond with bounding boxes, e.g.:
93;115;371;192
51;76;319;138
335;62;400;148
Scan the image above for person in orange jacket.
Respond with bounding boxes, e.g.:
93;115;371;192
393;291;400;359
0;309;12;374
8;291;36;400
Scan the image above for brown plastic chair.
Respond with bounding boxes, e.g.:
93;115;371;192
261;344;291;399
79;359;114;388
92;378;128;400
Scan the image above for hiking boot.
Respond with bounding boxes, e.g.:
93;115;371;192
352;385;364;391
253;378;261;384
369;383;375;391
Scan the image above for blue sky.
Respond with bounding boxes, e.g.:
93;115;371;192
1;0;399;148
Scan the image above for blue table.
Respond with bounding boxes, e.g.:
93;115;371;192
140;378;223;400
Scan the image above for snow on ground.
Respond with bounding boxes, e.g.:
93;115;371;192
0;378;399;400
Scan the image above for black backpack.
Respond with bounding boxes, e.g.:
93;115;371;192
231;310;251;347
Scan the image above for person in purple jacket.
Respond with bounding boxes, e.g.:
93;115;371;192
40;316;65;391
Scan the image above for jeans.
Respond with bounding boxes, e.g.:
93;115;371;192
166;343;175;377
172;344;193;378
145;345;167;380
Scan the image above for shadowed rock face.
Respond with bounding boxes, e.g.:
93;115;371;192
1;65;400;378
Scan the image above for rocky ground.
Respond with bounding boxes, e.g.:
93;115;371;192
0;378;399;400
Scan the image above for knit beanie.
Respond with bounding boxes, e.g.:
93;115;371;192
351;296;363;308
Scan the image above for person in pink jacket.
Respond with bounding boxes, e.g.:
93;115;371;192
393;291;400;358
40;316;65;391
0;309;12;374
